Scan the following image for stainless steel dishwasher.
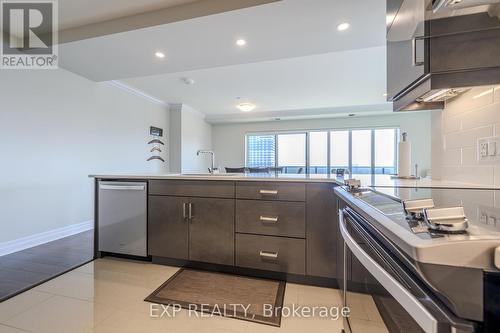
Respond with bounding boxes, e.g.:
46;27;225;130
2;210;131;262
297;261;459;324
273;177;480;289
98;181;147;257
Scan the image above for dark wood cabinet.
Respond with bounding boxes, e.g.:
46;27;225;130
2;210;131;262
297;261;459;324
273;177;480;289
148;196;189;260
236;182;306;202
387;0;500;111
235;233;306;275
306;183;338;278
235;199;305;238
149;180;234;198
386;0;429;102
148;195;235;265
189;197;234;266
148;179;339;284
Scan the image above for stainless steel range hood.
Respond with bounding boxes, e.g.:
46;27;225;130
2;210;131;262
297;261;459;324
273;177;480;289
387;0;500;111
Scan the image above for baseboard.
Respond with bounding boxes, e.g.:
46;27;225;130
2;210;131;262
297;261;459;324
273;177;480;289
0;220;94;257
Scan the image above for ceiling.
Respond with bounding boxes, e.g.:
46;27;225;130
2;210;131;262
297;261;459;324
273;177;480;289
58;0;199;30
58;0;391;122
122;47;389;122
59;0;386;81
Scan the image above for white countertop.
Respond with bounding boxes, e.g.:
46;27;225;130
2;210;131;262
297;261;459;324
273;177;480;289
89;173;342;183
89;173;499;189
353;174;500;189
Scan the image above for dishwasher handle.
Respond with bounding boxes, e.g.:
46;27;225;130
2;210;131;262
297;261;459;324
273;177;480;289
99;184;145;191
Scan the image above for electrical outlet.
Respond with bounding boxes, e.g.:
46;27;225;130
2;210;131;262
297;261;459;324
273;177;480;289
479;205;500;229
480;142;488;157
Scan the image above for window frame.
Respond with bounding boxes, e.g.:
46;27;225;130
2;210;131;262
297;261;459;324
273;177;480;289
245;127;399;175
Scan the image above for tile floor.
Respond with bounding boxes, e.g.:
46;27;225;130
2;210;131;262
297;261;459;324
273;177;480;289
0;258;386;333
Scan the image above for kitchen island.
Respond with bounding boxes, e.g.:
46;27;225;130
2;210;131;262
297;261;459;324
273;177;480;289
90;172;498;288
91;173;341;287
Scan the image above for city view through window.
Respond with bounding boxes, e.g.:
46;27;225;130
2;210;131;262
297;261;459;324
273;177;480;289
247;128;398;175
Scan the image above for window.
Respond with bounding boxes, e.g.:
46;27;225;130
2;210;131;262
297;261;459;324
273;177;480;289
309;132;328;174
352;130;372;174
278;133;306;173
330;131;349;171
246;128;398;174
375;128;397;174
247;135;275;167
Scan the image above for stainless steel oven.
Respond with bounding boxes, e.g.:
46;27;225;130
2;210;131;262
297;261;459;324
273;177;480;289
339;207;476;333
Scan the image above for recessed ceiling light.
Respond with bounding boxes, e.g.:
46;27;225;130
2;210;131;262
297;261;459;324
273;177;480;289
236;39;247;47
337;22;350;31
155;51;165;59
237;102;256;112
383;93;388;97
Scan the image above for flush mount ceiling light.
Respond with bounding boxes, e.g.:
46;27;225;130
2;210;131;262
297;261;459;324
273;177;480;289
181;77;195;85
237;102;256;112
337;22;350;31
236;39;247;47
155;51;165;59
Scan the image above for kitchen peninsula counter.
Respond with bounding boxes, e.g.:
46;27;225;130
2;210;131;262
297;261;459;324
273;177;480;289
89;173;499;189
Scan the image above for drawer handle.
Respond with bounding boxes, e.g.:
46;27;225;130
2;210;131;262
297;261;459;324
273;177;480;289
259;189;278;196
260;216;278;223
260;250;278;259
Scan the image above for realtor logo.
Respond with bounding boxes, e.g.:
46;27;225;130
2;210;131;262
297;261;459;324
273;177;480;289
1;0;58;69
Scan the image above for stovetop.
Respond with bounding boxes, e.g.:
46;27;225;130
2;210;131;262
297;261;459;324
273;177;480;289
352;187;500;240
336;186;500;269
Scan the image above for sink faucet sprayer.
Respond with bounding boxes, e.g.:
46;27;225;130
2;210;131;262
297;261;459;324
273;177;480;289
197;150;217;174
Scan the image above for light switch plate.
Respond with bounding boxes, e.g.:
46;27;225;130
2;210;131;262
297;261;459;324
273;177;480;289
478;136;500;162
488;141;496;156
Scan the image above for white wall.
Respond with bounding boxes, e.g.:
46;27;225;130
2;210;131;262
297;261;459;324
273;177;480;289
181;105;213;173
432;85;500;185
168;103;213;173
0;69;169;243
168;104;183;173
212;112;433;176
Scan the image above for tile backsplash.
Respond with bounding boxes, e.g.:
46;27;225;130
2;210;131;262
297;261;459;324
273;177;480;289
432;85;500;186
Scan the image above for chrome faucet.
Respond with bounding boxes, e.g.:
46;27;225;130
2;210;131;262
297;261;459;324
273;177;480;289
197;150;216;173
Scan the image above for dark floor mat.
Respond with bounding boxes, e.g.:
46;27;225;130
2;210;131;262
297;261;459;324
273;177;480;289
145;268;286;326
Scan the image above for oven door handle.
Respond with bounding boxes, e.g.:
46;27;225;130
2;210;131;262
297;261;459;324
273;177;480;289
339;209;438;333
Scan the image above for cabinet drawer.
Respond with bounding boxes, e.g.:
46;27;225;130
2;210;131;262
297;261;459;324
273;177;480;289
235;234;305;275
236;200;305;238
236;182;305;202
149;180;234;198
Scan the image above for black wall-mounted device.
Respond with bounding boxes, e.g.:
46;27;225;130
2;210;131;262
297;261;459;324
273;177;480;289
150;126;163;137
